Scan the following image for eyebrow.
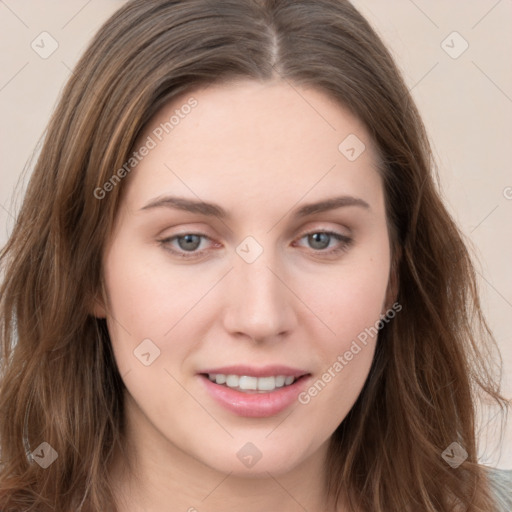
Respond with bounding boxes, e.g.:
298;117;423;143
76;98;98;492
140;194;370;219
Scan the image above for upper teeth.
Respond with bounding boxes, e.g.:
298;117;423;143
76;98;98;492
207;374;296;391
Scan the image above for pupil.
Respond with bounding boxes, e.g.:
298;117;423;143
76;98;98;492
179;234;200;251
310;233;329;250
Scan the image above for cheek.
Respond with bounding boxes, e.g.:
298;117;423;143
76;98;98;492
101;241;207;377
294;257;388;423
103;237;216;332
298;252;390;352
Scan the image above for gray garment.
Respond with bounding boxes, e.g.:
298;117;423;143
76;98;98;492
487;467;512;511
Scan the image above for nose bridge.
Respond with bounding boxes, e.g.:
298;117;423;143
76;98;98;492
223;239;296;340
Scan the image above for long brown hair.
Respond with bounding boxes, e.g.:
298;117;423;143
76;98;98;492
0;1;508;510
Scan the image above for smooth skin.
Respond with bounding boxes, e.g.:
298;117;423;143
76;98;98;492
94;79;394;512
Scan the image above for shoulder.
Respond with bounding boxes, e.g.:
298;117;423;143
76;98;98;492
484;466;512;512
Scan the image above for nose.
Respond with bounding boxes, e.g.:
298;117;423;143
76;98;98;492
222;249;297;343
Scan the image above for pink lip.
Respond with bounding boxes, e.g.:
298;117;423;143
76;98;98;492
197;366;311;418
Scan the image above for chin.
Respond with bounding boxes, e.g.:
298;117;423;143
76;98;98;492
192;436;318;477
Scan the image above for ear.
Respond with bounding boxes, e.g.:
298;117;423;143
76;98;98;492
382;244;401;314
90;282;108;319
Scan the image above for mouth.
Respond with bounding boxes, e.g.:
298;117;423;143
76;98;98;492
197;365;311;417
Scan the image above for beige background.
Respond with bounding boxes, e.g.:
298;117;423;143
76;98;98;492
0;1;510;468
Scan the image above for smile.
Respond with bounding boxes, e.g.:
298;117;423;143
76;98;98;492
198;366;311;417
206;373;297;392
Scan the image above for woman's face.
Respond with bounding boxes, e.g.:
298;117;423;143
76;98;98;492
96;79;393;476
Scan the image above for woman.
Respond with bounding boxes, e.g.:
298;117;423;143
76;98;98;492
0;0;510;510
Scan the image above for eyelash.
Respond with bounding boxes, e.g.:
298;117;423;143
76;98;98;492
158;230;353;260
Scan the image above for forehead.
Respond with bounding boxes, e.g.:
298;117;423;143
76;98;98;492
123;79;384;217
144;78;377;159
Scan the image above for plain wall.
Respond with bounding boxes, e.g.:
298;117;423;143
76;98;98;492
0;0;510;468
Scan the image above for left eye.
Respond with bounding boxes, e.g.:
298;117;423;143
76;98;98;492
295;231;352;254
159;230;352;259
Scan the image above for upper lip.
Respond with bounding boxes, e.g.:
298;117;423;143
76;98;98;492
199;365;310;378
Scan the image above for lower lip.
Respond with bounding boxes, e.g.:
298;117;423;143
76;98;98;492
199;375;310;418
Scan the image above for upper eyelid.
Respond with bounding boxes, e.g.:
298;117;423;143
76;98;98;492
160;228;351;251
159;221;351;239
160;227;349;240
